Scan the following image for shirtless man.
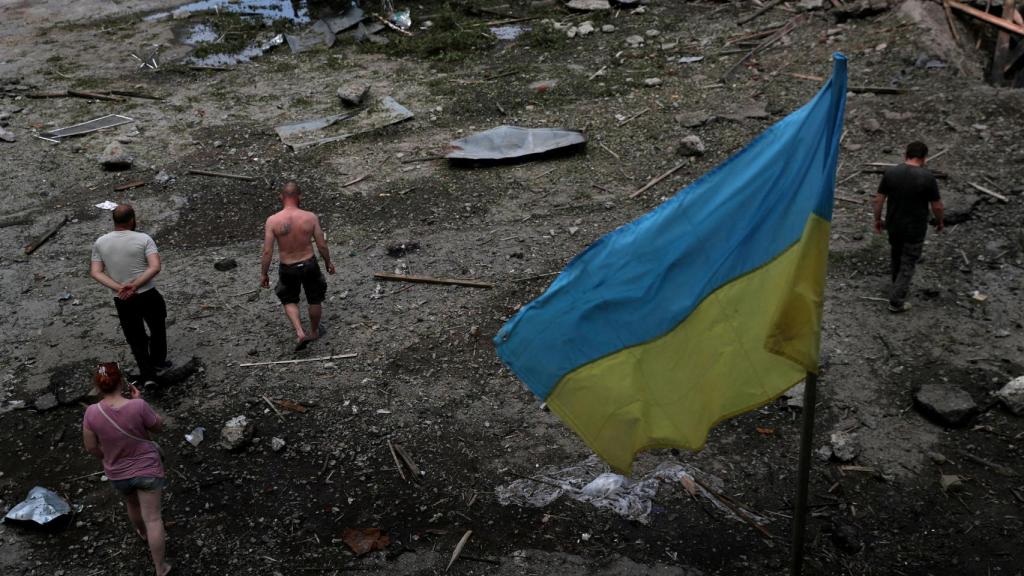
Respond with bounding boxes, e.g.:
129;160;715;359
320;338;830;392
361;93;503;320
260;182;336;350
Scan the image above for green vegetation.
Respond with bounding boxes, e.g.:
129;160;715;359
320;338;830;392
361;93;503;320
365;3;495;61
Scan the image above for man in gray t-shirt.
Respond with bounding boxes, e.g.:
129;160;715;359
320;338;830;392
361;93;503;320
90;204;170;382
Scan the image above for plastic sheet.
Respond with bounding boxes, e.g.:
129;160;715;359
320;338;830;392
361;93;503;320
495;456;768;525
446;126;586;162
4;487;71;526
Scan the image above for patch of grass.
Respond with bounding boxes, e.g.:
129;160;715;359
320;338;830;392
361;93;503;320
522;21;566;50
365;3;495;61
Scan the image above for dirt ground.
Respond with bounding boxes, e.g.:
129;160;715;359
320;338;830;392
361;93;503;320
2;0;1023;575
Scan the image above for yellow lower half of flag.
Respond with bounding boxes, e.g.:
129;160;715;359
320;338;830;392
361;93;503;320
546;215;830;474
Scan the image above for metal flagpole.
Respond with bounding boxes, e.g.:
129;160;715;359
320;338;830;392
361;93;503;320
789;371;818;576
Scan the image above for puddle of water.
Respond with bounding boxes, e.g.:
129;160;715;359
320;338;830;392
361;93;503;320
146;0;310;24
187;33;285;66
173;22;220;45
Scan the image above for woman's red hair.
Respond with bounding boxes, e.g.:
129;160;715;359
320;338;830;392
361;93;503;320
94;362;122;394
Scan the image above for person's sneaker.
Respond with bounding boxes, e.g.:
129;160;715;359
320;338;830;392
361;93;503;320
888;302;911;313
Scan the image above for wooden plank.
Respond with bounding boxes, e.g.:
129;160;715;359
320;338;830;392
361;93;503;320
737;0;786;25
373;272;494;289
992;0;1016;83
23;215;68;255
968;181;1009;203
113;180;146;191
942;0;962;45
187;168;255;181
947;0;1024;37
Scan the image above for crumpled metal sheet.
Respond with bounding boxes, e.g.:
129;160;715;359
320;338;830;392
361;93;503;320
274;96;413;150
495;456;765;525
446;126;586;161
40;114;134;139
4;487;71;526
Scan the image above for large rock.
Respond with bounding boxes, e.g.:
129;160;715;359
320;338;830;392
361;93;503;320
34;393;58;412
220;415;254;451
914;383;977;427
996;376;1024;415
99;141;133;170
337;84;371;107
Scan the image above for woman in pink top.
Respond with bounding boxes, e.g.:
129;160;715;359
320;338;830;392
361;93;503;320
82;362;171;576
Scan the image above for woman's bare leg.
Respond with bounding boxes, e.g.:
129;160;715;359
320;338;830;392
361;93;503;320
137;489;171;576
124;492;146;539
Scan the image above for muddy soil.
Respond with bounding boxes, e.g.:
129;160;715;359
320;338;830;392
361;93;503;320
2;1;1023;575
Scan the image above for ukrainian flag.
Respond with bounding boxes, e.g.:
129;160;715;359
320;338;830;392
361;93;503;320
495;54;848;474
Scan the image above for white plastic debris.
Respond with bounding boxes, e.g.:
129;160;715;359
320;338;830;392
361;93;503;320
4;487;71;526
95;201;119;210
185;427;205;447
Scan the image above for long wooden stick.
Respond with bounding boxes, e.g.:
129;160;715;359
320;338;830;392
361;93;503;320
373;272;494;289
968;181;1009;203
737;0;785;25
947;0;1024;36
629;160;687;198
24;215;68;255
187;168;255;181
67;90;125;102
238;353;357;367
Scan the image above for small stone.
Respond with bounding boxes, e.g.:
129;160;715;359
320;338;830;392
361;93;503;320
213;140;223;148
677;135;705;157
566;0;611;10
214;258;238;272
632;6;647;14
568;226;579;236
35;393;59;412
797;0;825;9
815;445;833;461
566;27;578;39
643;77;662;87
154;170;174;185
601;24;616;33
829;431;860;462
0;126;15;142
783;382;805;409
271;437;286;452
926;451;947;464
939;474;964;493
577;21;595;36
99;141;133;170
337;85;371;107
645;29;660;37
914;383;978;427
625;34;644;47
862;118;881;133
875;42;887;51
995;376;1024;415
220;415;254;451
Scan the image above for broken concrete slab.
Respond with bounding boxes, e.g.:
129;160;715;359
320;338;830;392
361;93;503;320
446;126;586;163
275;96;412;150
995;376;1024;415
914;383;978;427
99;141;133;170
337;84;371;107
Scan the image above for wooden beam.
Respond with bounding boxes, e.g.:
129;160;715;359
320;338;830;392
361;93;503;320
947;0;1024;37
992;0;1017;83
373;272;494;289
23;215;69;255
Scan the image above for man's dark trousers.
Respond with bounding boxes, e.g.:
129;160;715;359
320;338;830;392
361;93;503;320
889;236;923;307
113;288;167;380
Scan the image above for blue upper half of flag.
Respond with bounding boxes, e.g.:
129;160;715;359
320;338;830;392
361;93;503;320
495;54;848;400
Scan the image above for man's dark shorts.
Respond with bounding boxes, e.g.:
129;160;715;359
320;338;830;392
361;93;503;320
276;256;327;305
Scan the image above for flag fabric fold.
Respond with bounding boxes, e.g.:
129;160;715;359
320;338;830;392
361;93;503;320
494;54;848;474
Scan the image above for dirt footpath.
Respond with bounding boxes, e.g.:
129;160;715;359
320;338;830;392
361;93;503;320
1;1;1023;575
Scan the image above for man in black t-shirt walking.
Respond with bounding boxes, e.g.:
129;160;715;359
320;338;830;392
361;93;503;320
873;141;945;313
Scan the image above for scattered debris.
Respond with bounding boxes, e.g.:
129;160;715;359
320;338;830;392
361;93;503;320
446;530;474;573
630;161;687;198
40;114;134;140
154;170;174;185
643;77;662;87
373;272;494;289
185;427;205;447
566;0;611;11
446;126;586;163
995;376;1024;415
214;258;238;271
271;437;286;452
220;415;254;451
340;527;391;556
112;180;146;191
968;181;1009;203
961;452;1018;477
285;20;336;54
784;382;805;409
678;55;704;64
275;96;413;150
386;241;420;257
187;168;255;181
34;393;59;412
95;201;119;210
4;487;71;528
914;383;978;427
237;353;358;367
0;126;15;142
23;215;69;255
829;431;860;462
